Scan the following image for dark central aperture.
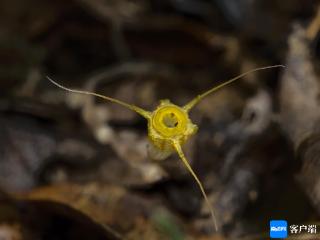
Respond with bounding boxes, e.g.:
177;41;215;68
163;112;179;128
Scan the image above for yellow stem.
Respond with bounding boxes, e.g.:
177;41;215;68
183;65;285;112
172;140;218;231
47;76;151;119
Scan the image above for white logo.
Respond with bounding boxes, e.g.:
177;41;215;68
271;226;287;231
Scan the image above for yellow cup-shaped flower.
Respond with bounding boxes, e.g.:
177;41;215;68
48;64;284;232
148;100;197;155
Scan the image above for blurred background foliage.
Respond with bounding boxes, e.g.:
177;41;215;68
0;0;320;239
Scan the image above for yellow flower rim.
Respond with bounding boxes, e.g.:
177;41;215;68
152;105;188;138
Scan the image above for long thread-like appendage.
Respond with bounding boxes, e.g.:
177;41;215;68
172;140;218;231
183;65;285;112
47;77;151;119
